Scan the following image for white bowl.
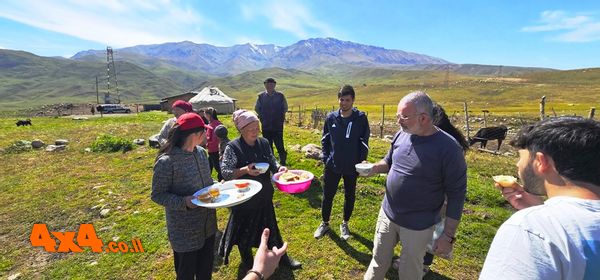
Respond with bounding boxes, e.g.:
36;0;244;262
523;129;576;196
255;162;270;174
355;163;374;176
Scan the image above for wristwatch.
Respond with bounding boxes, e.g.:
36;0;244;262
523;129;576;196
246;269;265;280
443;232;456;244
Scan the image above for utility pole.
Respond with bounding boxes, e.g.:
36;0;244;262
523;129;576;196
108;47;120;103
105;46;120;103
106;47;111;104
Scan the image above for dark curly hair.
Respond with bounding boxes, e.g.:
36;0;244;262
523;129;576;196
510;116;600;186
432;103;469;151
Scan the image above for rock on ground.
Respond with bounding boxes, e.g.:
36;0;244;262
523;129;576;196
100;209;110;217
46;145;66;152
55;139;69;145
31;139;45;149
289;144;302;152
301;144;322;160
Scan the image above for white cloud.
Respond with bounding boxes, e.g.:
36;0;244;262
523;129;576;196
0;0;210;47
240;0;335;38
522;10;600;42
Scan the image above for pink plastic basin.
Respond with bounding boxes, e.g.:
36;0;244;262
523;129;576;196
272;170;314;194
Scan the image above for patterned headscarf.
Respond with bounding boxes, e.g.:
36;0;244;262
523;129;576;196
232;109;259;131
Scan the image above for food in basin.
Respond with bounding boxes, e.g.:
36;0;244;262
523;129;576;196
273;170;314;194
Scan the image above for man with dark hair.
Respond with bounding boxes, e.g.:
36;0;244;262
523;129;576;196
363;91;467;280
481;117;600;279
315;85;370;241
255;77;288;165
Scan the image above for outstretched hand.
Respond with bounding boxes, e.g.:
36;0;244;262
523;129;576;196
251;228;288;279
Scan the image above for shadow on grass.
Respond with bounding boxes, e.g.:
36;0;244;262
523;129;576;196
330;231;452;280
233;259;297;280
330;231;372;264
295;178;323;209
424;271;453;280
328;231;402;279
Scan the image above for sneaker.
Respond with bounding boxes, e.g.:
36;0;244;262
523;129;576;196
340;222;351;241
313;222;330;239
392;258;400;270
280;254;302;270
392;259;430;279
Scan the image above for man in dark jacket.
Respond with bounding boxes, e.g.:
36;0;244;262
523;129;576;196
314;85;370;241
255;77;288;165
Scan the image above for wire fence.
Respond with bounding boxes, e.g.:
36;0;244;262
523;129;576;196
285;99;597;141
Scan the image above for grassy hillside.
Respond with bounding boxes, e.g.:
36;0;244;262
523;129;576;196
1;50;597;120
214;67;598;120
71;50;214;89
1;112;518;279
0;50;184;108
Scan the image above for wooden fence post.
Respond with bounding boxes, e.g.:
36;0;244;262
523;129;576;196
589;107;596;119
380;104;385;138
540;95;546;120
312;106;318;129
463;102;470;138
482;110;489;127
298;105;302;127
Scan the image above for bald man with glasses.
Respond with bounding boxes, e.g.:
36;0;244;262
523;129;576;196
363;91;467;280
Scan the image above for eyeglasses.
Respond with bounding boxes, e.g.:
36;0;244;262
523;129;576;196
396;112;424;121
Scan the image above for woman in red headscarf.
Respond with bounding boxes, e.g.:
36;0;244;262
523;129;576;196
151;112;217;279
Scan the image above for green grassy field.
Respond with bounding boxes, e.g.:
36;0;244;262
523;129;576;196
1;111;521;279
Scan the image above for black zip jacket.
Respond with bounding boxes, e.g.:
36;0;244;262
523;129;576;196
321;107;370;174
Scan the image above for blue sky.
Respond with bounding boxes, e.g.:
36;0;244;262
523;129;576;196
1;0;600;69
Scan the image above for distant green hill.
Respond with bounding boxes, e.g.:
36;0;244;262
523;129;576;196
522;67;600;85
1;49;597;117
211;66;598;118
0;49;184;109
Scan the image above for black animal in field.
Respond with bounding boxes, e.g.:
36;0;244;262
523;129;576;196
468;125;508;151
16;119;32;127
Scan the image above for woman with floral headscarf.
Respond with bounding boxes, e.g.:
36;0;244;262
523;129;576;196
218;109;302;271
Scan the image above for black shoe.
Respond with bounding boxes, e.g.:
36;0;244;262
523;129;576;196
280;254;302;270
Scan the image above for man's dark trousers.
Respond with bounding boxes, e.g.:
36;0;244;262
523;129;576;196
263;130;287;165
